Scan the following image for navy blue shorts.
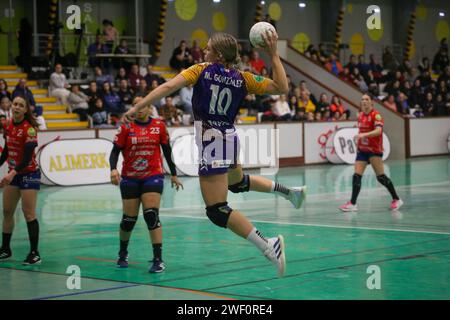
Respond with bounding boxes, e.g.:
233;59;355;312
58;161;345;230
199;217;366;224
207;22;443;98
356;151;383;163
10;170;41;190
196;130;239;176
120;174;164;199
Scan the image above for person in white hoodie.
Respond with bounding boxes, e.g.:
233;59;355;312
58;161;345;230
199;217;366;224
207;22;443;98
271;94;292;121
49;63;71;107
67;84;89;121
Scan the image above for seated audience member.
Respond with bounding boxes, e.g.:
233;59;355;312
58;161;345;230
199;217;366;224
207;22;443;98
144;64;166;86
113;38;132;70
432;47;449;74
30;105;46;130
128;64;144;90
134;79;150;98
242;94;259;116
160;96;182;126
0;96;12;120
422;92;435;116
85;81;101;109
0;114;7;133
117;79;134;108
49;63;70;106
396;92;410;116
316;93;330;114
89;98;113;128
383;94;397;112
288;95;299;115
169;40;192;71
294;106;306;121
298;90;316;114
87;34;108;68
323;110;333;121
190;40;204;63
12;79;36;109
102;82;124;119
330;95;350;118
238;54;254;72
0;79;11;101
94;66;114;87
435;94;447;116
179;84;194;121
68;84;89;121
325;53;343;76
306;112;315;122
115;67;128;87
299;81;318;105
314;112;322;122
357;55;370;76
345;55;359;74
249;50;266;75
271;94;292;121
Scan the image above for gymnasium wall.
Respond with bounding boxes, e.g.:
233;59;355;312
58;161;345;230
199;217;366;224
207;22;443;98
409;118;450;157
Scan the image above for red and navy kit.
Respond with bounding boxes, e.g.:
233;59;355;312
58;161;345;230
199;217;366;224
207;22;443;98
0;119;40;189
114;119;168;179
356;109;384;162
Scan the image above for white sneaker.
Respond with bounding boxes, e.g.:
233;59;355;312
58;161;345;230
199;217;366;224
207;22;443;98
288;186;307;209
390;199;404;211
264;235;286;278
339;201;358;212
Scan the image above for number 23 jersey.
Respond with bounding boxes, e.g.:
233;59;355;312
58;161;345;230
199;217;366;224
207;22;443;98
114;119;169;179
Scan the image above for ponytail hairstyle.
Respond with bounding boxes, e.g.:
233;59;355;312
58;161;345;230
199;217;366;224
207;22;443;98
210;33;240;68
13;95;39;129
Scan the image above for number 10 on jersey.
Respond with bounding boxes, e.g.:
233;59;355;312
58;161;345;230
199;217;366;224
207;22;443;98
209;84;232;115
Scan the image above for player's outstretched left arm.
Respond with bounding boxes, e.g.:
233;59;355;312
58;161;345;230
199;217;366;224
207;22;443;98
124;75;189;119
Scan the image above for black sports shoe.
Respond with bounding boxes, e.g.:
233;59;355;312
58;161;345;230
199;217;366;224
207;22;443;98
0;247;12;260
22;251;41;265
149;259;166;273
117;251;129;268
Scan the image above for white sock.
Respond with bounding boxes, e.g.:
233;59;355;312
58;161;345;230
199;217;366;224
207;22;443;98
271;181;290;199
246;228;268;252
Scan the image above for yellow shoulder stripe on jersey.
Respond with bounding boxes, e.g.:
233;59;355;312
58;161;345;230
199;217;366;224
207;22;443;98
180;63;210;85
240;71;270;95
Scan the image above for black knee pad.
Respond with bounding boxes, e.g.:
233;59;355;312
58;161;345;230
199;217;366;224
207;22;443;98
377;174;390;186
120;215;138;232
353;173;362;188
143;208;161;230
206;202;232;228
228;175;250;193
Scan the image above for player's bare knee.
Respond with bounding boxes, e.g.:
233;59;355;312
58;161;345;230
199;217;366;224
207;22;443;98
206;202;232;228
143;208;161;230
228;175;250;193
120;214;138;232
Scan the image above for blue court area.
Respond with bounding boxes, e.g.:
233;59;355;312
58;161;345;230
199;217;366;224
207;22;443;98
0;156;449;300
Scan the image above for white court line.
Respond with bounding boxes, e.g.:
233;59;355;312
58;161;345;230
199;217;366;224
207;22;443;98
160;213;450;235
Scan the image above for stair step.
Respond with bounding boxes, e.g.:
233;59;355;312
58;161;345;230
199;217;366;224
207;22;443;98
46;121;89;129
161;72;177;80
1;73;27;79
240;116;257;123
0;66;19;71
8;88;47;95
44;113;79;120
36;97;58;104
153;66;173;72
43;105;66;112
7;80;38;87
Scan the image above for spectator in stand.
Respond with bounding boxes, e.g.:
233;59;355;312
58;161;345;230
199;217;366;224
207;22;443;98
330;95;350;119
317;43;329;64
169;40;192;71
12;79;36;109
409;79;425;108
286;75;296;97
117;79;134;108
101;81;124;123
94;66;114;87
89;97;112;128
418;57;431;74
49;63;71;106
422;92;435;116
115;67;128;87
271;94;292;121
304;45;318;58
0;79;11;101
396;92;410;116
241;94;257;116
134;79;150;98
0;96;12;120
298;90;316;114
340;67;352;83
179;84;194;121
383;94;397;112
438;66;450;87
401;80;412;98
85;81;101;109
325;53;344;76
299;80;318;105
437;80;448;96
385;80;401;98
355;74;369;92
87;34;108;68
435;94;446;116
238;54;254;72
113;38;132;70
190;40;204;63
418;70;432;89
0;114;7;133
432;46;449;74
357;55;370;76
368;54;384;80
294;106;306;122
364;69;377;86
288;95;299;114
306;112;314;122
314;112;322;121
249;50;266;75
260;67;270;78
67;84;89;121
160;96;182;126
316;93;330;114
30;105;46;130
368;82;380;97
144;64;166;86
382;46;397;71
346;55;359;74
102;19;119;53
128;64;144;90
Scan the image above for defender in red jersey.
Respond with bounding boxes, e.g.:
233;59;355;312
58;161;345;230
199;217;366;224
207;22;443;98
0;96;42;265
109;97;183;273
340;93;403;212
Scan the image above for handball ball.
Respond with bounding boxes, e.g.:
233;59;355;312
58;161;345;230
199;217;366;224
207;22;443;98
249;22;277;48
